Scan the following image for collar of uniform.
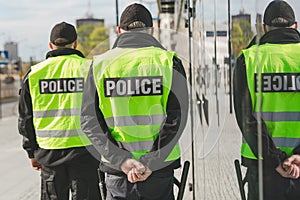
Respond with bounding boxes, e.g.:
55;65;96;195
46;48;84;59
112;32;165;49
259;28;300;45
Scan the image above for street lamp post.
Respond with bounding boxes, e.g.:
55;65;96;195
116;0;119;27
0;33;4;119
228;0;233;114
0;68;2;119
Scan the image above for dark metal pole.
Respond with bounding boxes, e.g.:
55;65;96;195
214;0;220;126
18;57;22;87
116;0;119;27
187;0;195;199
98;169;107;200
234;160;247;200
177;161;190;200
228;0;233;114
0;72;2;119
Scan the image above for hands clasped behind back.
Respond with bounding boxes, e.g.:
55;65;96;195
121;158;152;183
282;155;300;179
276;155;300;179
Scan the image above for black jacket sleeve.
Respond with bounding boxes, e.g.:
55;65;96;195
233;54;287;168
80;64;132;171
139;56;189;171
18;73;39;158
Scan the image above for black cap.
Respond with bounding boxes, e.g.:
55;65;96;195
50;22;77;46
263;0;295;27
120;3;153;31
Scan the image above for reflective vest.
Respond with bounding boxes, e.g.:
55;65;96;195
93;47;181;162
28;54;92;149
241;43;300;159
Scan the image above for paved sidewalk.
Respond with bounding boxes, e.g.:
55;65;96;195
0;116;40;200
175;93;243;200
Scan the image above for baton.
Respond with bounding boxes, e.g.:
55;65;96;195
98;169;107;200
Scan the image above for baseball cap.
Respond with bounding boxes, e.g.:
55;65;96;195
120;3;153;30
263;0;295;27
50;22;77;46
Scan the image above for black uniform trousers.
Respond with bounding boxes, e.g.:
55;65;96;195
246;166;300;200
105;169;174;200
40;154;101;200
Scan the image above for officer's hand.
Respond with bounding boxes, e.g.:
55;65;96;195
30;158;42;171
283;155;300;167
286;164;300;179
121;158;145;175
276;162;300;179
127;167;152;183
282;155;300;179
127;168;140;183
137;167;152;182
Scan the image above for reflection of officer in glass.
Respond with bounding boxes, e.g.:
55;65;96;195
81;3;188;200
18;22;101;199
234;1;300;200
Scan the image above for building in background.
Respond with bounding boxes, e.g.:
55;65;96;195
232;7;251;26
76;18;105;28
4;42;18;61
256;13;262;24
76;0;104;28
158;0;176;51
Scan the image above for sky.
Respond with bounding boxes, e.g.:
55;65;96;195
0;0;299;61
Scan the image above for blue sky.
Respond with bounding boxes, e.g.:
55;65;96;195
0;0;298;61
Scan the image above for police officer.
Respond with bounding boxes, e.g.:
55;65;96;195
233;1;300;200
18;22;101;200
81;3;188;200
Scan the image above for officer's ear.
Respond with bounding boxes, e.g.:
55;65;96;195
294;22;298;30
263;24;268;33
49;42;54;50
117;26;122;35
150;27;154;35
73;40;78;49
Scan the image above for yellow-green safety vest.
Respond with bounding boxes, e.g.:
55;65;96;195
28;54;92;149
241;43;300;159
92;47;181;162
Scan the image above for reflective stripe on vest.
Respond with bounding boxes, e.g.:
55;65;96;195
105;114;166;127
253;112;300;122
93;47;180;161
28;55;92;149
241;43;300;159
33;108;81;118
